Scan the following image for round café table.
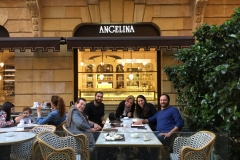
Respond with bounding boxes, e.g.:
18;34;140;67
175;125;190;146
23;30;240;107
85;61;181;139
0;132;36;145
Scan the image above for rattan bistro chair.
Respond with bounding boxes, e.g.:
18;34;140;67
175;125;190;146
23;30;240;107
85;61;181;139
63;123;90;160
37;131;81;160
170;131;216;160
30;125;56;160
10;125;56;160
55;120;66;137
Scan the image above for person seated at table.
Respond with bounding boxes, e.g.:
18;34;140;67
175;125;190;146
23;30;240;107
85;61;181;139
66;98;100;150
115;95;135;118
136;95;157;131
0;102;15;128
37;95;66;126
134;94;184;160
15;107;36;124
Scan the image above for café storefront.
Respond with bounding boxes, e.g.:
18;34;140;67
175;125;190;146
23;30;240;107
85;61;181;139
0;23;194;110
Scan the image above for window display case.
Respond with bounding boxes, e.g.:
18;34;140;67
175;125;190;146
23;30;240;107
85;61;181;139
3;65;15;96
79;90;155;101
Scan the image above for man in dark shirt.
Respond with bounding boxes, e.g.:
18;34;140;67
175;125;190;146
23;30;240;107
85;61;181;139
83;91;106;128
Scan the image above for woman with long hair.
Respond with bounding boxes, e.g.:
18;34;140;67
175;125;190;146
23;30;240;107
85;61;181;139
115;95;135;118
37;95;66;126
136;95;157;130
0;102;15;128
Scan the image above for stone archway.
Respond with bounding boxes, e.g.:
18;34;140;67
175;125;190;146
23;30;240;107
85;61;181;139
0;25;9;37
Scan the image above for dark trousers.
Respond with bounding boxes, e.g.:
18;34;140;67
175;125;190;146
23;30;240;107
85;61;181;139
0;145;11;160
138;131;173;160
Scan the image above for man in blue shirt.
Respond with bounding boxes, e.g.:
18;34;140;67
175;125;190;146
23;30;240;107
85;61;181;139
135;94;184;159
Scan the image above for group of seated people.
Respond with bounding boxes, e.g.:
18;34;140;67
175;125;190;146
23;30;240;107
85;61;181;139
0;92;184;160
0;95;66;128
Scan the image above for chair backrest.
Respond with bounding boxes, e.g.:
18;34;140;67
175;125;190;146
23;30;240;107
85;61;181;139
63;123;89;149
180;131;216;160
30;125;56;134
188;131;215;148
37;131;76;160
63;123;90;160
55;120;66;137
29;125;56;160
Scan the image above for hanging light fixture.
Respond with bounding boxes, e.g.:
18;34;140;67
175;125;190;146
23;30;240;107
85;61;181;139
122;51;125;66
0;75;2;80
80;51;84;66
100;51;104;66
0;53;4;67
99;52;104;80
129;51;134;80
142;50;147;66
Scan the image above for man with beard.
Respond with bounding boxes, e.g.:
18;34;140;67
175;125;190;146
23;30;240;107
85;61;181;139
134;94;184;160
83;91;105;129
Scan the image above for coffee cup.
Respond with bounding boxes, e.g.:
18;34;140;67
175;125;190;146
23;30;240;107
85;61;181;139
143;134;149;141
122;124;127;132
105;122;110;128
6;132;14;137
131;133;138;138
33;102;39;107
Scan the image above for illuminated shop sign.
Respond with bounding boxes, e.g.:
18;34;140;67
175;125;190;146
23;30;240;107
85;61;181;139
99;25;135;33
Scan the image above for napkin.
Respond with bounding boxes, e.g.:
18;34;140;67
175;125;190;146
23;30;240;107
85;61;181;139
105;136;115;140
17;123;24;128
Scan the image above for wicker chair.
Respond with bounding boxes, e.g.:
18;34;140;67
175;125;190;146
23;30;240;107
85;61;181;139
30;125;56;160
55;120;66;137
63;123;90;160
10;125;56;160
37;131;81;160
170;131;216;160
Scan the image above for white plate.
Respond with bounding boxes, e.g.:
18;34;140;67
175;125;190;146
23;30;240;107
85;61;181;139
114;135;123;139
142;138;151;141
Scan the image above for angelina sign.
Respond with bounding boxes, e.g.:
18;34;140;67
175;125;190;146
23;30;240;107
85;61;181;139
74;23;160;37
99;25;135;34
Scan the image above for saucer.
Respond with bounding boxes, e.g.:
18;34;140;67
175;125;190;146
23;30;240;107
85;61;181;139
142;138;151;141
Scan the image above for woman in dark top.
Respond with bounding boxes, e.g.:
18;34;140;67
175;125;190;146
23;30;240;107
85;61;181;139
115;95;135;118
0;102;15;128
136;95;157;130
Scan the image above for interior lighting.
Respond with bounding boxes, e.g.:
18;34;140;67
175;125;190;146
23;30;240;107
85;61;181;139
129;51;134;80
0;53;4;67
100;52;104;66
129;73;134;80
142;50;147;66
80;61;84;66
99;74;104;80
122;51;125;66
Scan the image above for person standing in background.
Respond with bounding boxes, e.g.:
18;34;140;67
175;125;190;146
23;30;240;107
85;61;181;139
115;95;135;118
37;95;66;126
135;95;157;131
83;91;105;128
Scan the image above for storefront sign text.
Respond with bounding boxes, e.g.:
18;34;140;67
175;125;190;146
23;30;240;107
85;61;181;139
99;25;135;33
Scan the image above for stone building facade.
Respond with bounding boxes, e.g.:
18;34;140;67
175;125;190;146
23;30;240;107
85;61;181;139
0;0;240;111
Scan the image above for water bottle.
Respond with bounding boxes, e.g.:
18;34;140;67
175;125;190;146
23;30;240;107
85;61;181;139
20;119;24;124
28;119;31;125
